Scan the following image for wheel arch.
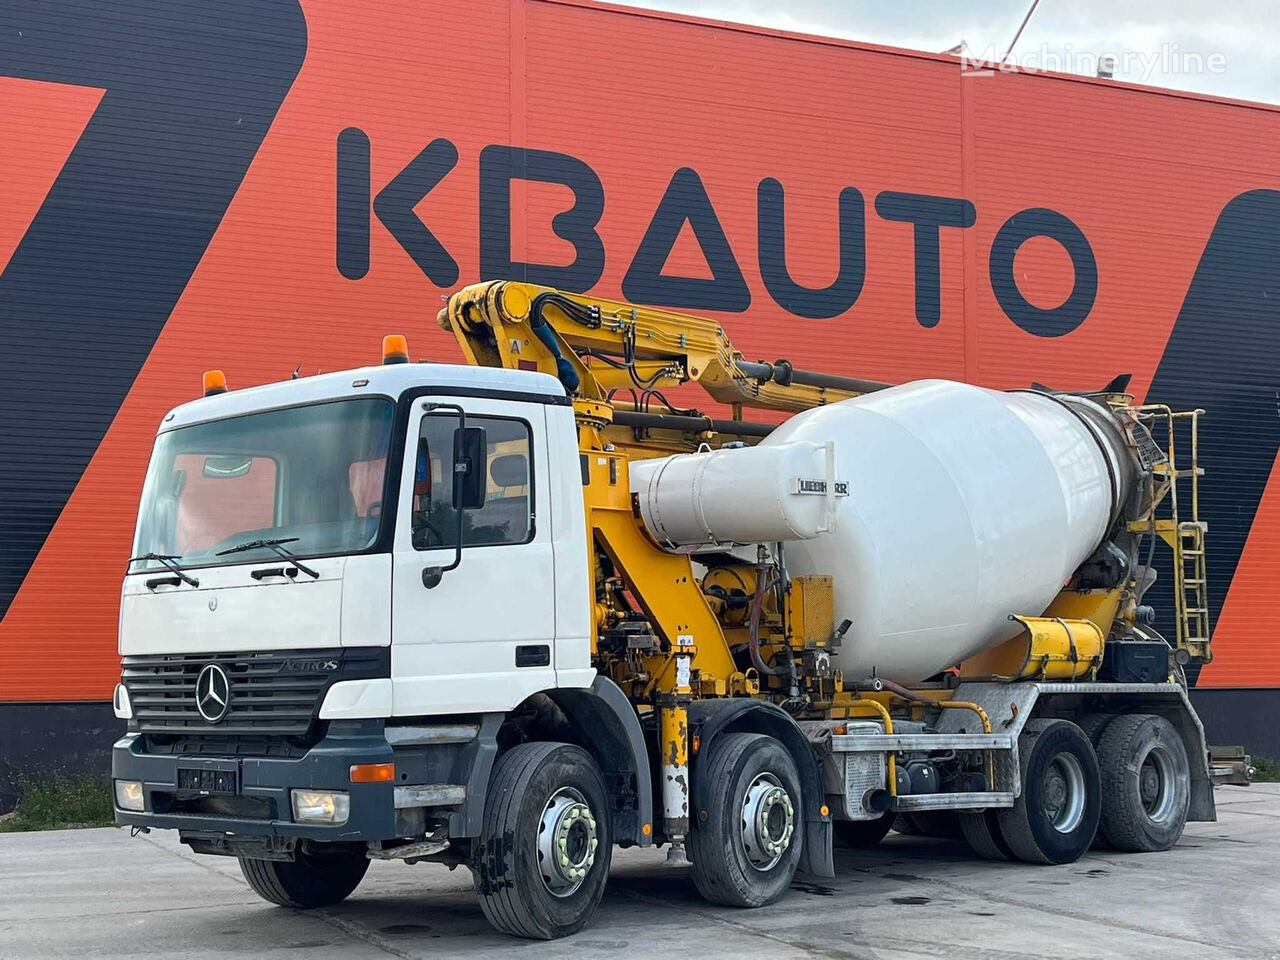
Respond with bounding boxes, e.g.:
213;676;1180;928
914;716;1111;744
687;699;833;878
543;677;654;847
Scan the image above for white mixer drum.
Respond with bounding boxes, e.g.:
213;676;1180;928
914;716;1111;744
765;380;1126;684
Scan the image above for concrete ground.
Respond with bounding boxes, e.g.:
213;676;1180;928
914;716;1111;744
1;784;1277;960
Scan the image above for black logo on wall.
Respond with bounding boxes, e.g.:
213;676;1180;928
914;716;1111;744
335;129;1098;336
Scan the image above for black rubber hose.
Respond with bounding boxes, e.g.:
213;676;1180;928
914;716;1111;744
611;410;775;437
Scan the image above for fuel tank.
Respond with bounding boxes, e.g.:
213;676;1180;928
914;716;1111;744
764;380;1133;683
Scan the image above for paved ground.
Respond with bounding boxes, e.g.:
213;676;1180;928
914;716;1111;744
1;784;1277;960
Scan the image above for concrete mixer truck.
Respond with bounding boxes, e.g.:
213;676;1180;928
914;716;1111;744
112;280;1216;939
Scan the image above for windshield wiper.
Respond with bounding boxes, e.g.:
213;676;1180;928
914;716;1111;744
128;552;199;587
217;537;320;579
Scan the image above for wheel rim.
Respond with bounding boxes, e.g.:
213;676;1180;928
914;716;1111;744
1139;745;1178;824
740;772;795;871
1040;751;1087;834
536;787;598;897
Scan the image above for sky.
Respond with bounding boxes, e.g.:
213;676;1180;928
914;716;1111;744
612;0;1280;104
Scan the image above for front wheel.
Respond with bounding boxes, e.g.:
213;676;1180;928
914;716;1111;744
689;732;803;908
239;844;369;908
472;742;612;940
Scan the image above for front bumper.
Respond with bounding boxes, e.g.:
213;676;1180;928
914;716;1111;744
113;722;399;841
113;716;501;845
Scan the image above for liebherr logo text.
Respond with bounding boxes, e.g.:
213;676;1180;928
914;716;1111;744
336;131;1097;339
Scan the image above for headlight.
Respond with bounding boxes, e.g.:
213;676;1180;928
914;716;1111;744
291;790;350;825
115;780;144;812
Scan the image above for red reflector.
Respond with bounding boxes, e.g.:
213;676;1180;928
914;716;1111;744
517;359;538;371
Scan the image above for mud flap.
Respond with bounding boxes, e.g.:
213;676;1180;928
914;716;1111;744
800;818;835;878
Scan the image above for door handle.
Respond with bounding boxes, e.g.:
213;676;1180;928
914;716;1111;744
516;645;550;668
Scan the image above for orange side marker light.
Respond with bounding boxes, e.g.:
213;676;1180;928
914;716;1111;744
349;762;396;783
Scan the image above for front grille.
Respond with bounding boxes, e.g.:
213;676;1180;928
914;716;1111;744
122;647;388;739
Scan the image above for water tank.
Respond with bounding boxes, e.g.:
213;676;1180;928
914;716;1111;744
760;380;1132;684
629;440;837;552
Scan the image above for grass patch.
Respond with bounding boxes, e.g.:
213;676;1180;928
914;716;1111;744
1253;756;1280;783
0;775;116;832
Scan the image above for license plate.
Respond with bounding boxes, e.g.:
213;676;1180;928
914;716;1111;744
177;767;238;795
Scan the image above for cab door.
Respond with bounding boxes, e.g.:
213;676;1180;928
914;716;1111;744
389;396;557;715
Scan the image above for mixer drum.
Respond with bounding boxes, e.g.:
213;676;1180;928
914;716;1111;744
765;380;1130;684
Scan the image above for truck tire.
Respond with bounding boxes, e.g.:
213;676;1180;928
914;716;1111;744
833;812;894;849
1096;714;1190;852
892;814;923;835
472;742;612;940
906;814;962;839
1077;712;1116;748
959;809;1014;861
996;719;1100;864
239;844;369;908
689;732;803;908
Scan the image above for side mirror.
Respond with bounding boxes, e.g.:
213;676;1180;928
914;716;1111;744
420;403;486;589
452;426;487;510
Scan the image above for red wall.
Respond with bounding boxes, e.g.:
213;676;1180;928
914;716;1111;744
3;0;1280;699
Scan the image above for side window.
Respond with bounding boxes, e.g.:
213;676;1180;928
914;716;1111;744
412;416;532;550
172;454;277;553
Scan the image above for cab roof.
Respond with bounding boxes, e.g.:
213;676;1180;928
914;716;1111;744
160;362;568;432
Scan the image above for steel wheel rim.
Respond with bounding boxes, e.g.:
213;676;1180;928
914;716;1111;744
1140;745;1177;824
1041;751;1087;834
740;772;795;871
536;786;598;897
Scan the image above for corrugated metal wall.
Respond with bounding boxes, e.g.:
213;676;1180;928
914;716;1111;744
2;0;1280;700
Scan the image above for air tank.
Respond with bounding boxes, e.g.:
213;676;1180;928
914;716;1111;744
765;380;1133;684
630;379;1134;685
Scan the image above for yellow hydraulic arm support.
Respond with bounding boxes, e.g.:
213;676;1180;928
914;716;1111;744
439;281;889;419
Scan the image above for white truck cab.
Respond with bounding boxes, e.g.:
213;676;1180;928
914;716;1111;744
112;359;645;930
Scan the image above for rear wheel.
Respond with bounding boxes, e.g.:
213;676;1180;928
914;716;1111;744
1097;714;1190;852
959;809;1014;861
833;812;894;849
1077;713;1116;748
997;719;1100;864
689;733;803;908
901;811;963;839
239;844;369;908
473;742;612;939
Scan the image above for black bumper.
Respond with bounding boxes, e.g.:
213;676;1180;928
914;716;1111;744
112;716;501;844
112;724;398;841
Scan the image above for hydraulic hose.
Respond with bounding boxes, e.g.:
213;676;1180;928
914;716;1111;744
736;359;892;395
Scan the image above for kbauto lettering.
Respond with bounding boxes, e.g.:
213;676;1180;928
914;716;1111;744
336;130;1097;338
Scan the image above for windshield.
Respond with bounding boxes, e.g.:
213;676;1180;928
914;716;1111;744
131;397;395;571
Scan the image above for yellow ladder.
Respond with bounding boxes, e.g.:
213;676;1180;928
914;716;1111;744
1129;405;1211;664
1176;520;1211;662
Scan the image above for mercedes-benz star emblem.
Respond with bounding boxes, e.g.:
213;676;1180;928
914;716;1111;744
195;664;231;723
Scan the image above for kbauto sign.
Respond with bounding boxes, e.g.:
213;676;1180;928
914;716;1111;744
2;0;1280;699
337;132;1099;336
